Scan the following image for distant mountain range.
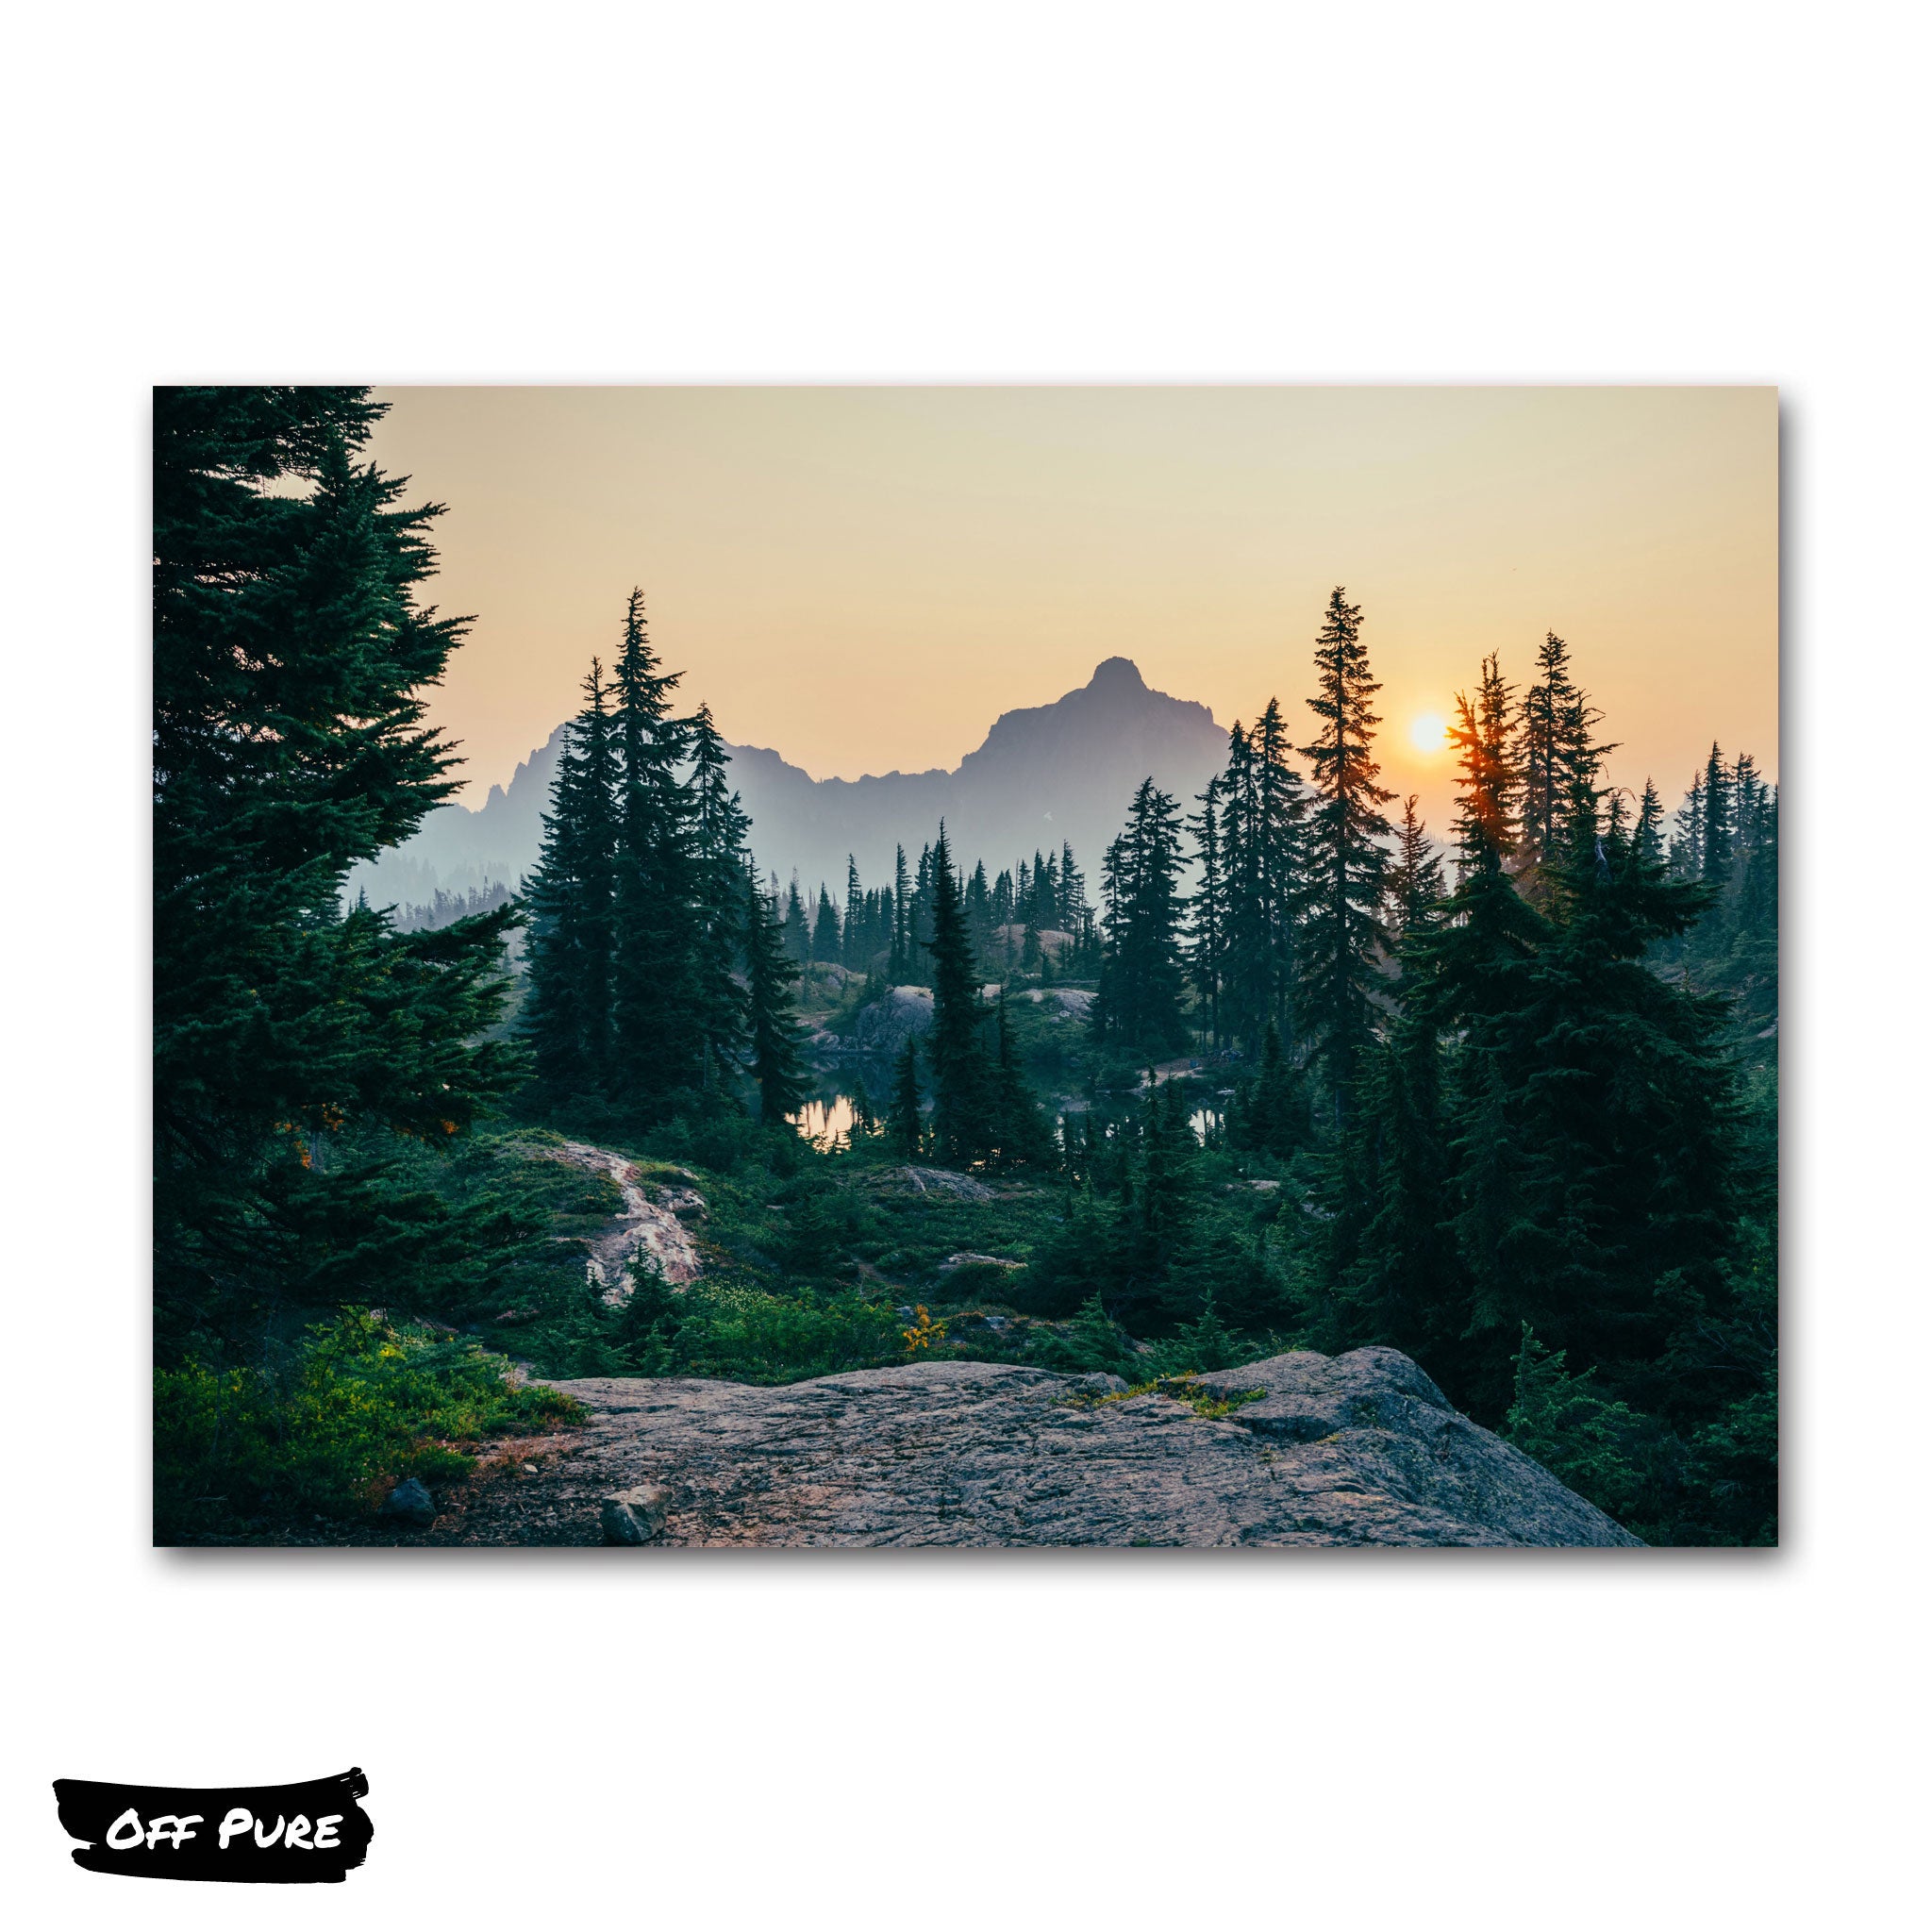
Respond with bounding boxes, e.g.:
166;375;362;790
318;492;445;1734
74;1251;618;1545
346;657;1229;908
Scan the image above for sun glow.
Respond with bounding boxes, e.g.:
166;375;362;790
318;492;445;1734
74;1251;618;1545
1408;711;1449;755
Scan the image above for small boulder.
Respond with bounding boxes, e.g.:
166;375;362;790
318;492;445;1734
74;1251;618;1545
601;1482;672;1545
378;1476;436;1530
1070;1373;1131;1395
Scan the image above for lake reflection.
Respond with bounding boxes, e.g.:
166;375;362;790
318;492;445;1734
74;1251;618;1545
791;1094;859;1149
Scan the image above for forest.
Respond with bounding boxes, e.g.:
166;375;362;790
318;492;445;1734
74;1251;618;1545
154;386;1776;1546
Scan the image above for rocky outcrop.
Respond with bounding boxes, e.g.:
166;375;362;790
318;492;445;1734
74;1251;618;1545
885;1166;995;1202
851;986;934;1056
441;1347;1640;1547
538;1141;703;1297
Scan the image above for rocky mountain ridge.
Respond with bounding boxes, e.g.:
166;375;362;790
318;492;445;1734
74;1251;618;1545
347;657;1228;909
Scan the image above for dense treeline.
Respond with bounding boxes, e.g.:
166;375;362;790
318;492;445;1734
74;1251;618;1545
1034;593;1777;1543
768;836;1101;981
386;880;515;933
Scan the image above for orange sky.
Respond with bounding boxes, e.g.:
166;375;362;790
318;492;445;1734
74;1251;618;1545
368;387;1776;837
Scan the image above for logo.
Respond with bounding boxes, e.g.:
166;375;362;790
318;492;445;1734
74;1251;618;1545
53;1770;373;1883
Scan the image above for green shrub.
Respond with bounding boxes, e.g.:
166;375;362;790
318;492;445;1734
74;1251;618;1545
943;1260;1020;1304
1028;1291;1142;1376
657;1284;904;1383
1502;1324;1669;1541
155;1311;582;1540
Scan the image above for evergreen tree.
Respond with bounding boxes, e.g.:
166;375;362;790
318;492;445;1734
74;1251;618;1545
742;869;809;1124
923;826;997;1165
782;875;810;964
889;844;913;980
812;882;842;963
1516;632;1606;896
1296;588;1394;1120
1383;794;1438;933
888;1038;924;1156
1671;770;1706;879
1092;778;1190;1058
1341;797;1457;1356
1186;768;1227;1050
842;856;865;969
1700;741;1734;887
523;660;620;1099
965;860;993;956
683;702;752;1091
1230;1020;1307;1159
991;984;1054;1167
609;589;699;1101
1059;841;1091;946
1633;778;1667;869
153;386;530;1357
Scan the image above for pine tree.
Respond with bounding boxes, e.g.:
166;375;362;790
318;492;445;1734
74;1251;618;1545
742;869;808;1124
1381;658;1549;1391
1112;1075;1204;1329
609;589;699;1101
888;1038;924;1156
890;844;913;981
782;875;810;965
1231;1020;1307;1159
842;855;865;969
991;985;1054;1168
923;826;997;1165
1633;778;1667;869
1341;796;1457;1356
153;386;530;1357
1671;770;1706;880
523;660;620;1099
1386;794;1445;938
1092;778;1190;1058
1186;768;1227;1050
1296;588;1394;1120
1516;632;1605;895
1700;741;1734;887
1059;841;1091;947
683;702;752;1091
812;882;842;963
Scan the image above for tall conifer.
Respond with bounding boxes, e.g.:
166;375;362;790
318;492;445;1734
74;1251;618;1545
1092;779;1190;1057
924;826;996;1165
1296;589;1394;1120
610;589;698;1100
523;660;620;1098
742;870;808;1124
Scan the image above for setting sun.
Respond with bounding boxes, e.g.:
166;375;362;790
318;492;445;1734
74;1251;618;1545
1408;711;1449;755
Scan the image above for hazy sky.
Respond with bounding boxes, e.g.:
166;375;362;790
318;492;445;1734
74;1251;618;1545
367;387;1776;837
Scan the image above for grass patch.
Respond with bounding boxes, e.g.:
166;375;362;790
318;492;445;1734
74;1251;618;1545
1086;1374;1267;1420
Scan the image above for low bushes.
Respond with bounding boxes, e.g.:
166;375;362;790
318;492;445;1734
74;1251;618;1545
154;1310;581;1540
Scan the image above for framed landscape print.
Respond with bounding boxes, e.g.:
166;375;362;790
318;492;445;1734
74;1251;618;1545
153;385;1777;1548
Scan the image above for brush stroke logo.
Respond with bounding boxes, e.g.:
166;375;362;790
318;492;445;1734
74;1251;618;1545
53;1769;372;1882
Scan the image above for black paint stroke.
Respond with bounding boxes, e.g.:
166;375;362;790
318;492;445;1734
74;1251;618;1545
53;1769;373;1883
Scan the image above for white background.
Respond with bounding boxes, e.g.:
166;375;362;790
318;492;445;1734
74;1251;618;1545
3;3;1926;1925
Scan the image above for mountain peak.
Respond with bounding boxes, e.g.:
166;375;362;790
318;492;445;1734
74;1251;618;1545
1088;655;1146;691
354;660;1226;908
